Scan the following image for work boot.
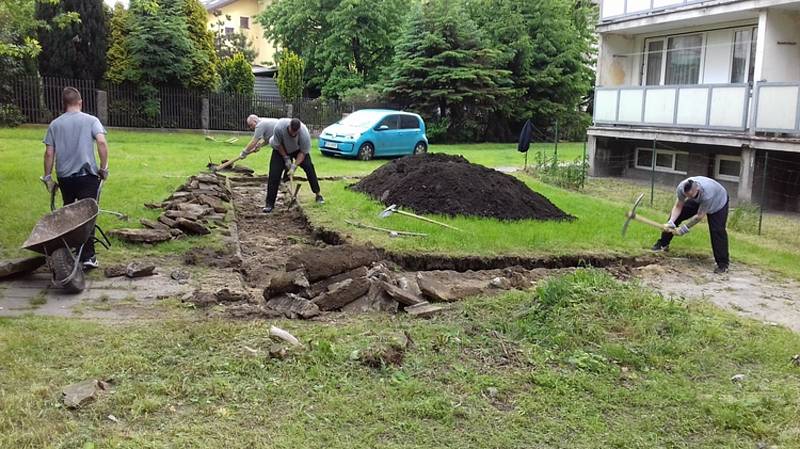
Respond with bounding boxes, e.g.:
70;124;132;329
315;194;325;204
713;264;728;274
262;205;274;213
651;242;669;252
82;256;99;269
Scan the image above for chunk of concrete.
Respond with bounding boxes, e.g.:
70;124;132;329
342;281;399;313
215;288;251;302
405;302;446;318
266;294;320;319
0;256;46;279
264;270;311;299
126;262;156;278
307;266;368;298
285;245;381;281
62;379;110;409
158;215;177;228
381;281;424;306
108;228;172;243
104;264;128;278
312;275;370;311
139;218;170;231
175;218;211;235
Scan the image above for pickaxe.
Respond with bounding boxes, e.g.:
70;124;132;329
286;174;302;208
379;204;461;231
208;138;265;172
622;193;677;236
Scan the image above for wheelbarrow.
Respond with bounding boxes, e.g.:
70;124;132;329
21;184;111;293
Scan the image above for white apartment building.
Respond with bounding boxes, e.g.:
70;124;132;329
589;0;800;211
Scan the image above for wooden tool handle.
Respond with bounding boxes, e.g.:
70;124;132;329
631;213;676;234
395;210;462;231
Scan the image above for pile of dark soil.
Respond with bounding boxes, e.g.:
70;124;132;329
349;153;573;221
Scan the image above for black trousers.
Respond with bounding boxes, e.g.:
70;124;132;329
658;198;730;268
58;175;101;261
265;150;321;207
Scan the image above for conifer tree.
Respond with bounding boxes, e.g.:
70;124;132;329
36;0;108;81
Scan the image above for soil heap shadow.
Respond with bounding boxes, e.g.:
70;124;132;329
348;153;573;221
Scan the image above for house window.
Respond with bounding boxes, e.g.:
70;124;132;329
715;155;742;182
225;27;234;35
643;33;704;85
635;148;689;174
240;16;249;29
731;27;758;84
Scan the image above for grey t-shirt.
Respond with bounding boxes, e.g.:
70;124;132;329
43;111;106;178
269;118;311;154
676;176;728;215
253;118;279;143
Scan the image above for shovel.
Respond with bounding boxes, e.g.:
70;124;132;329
379;204;461;231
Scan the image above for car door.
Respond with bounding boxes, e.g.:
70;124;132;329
398;115;421;153
372;115;401;155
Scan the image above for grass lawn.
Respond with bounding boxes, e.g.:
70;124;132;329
2;270;800;448
3;127;800;447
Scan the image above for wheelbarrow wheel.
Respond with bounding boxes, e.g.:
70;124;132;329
50;247;86;294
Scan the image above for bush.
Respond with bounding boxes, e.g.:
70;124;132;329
728;202;761;234
425;118;450;144
527;151;588;190
0;104;25;127
277;51;304;100
219;53;255;96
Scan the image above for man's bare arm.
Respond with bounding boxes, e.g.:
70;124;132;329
43;145;55;178
96;133;109;169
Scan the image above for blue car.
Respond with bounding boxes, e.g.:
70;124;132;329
318;109;428;160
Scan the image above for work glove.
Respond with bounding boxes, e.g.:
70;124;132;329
283;156;292;170
98;168;109;180
676;224;690;236
664;220;676;229
40;174;57;192
288;163;297;176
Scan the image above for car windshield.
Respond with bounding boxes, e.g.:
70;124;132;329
338;111;381;128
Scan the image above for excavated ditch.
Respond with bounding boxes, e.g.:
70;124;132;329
191;174;661;320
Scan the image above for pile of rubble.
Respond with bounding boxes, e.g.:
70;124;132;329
187;245;551;320
109;173;230;243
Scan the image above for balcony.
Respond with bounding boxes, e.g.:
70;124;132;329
593;84;750;131
600;0;705;21
753;82;800;133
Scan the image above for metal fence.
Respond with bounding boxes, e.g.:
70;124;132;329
9;76;401;131
12;77;96;123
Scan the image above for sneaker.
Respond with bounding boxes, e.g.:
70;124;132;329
82;256;99;269
315;194;325;204
262;205;274;213
651;242;669;252
714;265;728;274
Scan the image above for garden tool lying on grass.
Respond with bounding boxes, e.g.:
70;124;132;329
621;193;678;237
379;204;462;231
208;138;265;172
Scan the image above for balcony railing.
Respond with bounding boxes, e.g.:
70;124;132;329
600;0;706;21
593;84;751;132
753;82;800;134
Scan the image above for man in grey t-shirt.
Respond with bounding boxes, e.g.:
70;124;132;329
262;118;323;213
41;87;109;268
652;176;730;273
240;115;278;159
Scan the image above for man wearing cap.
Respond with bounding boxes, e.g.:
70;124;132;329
652;176;730;273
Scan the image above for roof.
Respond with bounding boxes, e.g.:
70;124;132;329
252;65;278;75
204;0;239;11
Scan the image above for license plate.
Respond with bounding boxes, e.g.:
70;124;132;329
324;141;338;149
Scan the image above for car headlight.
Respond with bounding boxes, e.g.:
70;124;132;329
344;133;360;140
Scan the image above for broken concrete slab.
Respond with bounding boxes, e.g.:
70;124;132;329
286;245;382;281
126;262;155;278
342;281;399;314
265;294;320;319
416;272;484;302
221;303;283;319
108;228;172;244
103;264;128;278
165;210;201;221
175;218;211;235
264;270;311;299
198;194;227;213
176;202;213;217
169;228;185;238
381;281;424;306
144;202;163;209
139;218;169;231
158;215;177;228
405;302;446;318
62;379;110;409
184;291;218;307
312;275;370;311
308;266;369;298
0;256;46;279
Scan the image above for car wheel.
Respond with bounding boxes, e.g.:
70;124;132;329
414;141;428;155
358;142;375;161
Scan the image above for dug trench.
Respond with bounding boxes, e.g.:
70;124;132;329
183;174;666;321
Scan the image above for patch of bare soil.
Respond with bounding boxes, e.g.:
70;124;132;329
634;258;800;332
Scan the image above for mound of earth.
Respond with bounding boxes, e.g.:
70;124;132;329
349;153;573;221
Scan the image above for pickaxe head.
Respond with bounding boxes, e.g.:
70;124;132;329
621;193;645;237
379;204;398;218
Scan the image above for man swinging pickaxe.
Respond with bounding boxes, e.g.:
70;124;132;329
621;193;678;237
